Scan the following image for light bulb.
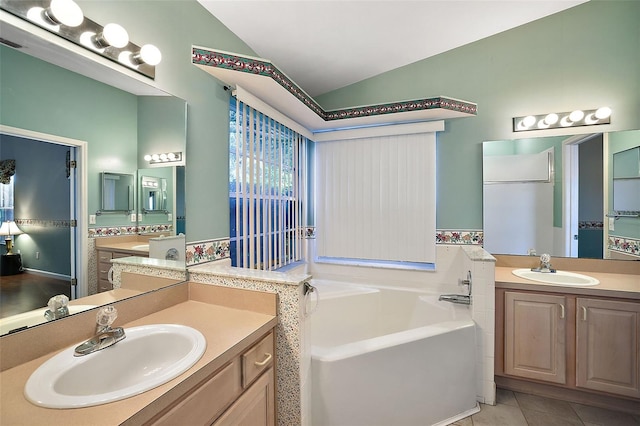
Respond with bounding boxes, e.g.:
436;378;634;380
543;113;559;125
151;154;160;161
569;110;584;122
522;115;536;128
160;153;168;161
560;116;573;127
144;154;152;161
595;106;611;119
94;23;129;48
46;0;84;27
168;153;176;161
134;44;162;66
537;119;550;129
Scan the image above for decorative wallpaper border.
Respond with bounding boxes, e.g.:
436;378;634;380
608;235;640;257
88;225;173;238
301;226;316;239
186;238;231;266
14;219;73;228
192;47;477;122
436;230;484;246
578;221;603;230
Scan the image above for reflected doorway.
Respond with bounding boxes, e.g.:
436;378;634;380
563;133;604;258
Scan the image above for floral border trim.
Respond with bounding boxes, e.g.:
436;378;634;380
88;225;173;238
14;219;73;228
192;47;477;122
301;227;316;239
186;238;231;266
608;236;640;257
579;221;603;230
436;230;484;246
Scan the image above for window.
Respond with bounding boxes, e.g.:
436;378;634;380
229;98;308;270
0;175;14;224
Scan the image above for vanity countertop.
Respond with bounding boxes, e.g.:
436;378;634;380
495;266;640;299
96;240;150;255
0;283;278;426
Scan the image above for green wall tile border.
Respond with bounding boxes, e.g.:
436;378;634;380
192;47;477;123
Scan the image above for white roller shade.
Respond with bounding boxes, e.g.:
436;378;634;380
316;132;436;264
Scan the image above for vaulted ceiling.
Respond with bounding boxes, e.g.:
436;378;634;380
198;0;587;97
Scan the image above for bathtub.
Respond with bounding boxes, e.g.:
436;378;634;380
308;280;479;426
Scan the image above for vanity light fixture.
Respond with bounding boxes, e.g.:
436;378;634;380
513;107;612;132
144;152;182;165
0;0;161;79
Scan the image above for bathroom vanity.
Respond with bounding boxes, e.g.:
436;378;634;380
494;256;640;413
95;236;161;292
0;279;278;425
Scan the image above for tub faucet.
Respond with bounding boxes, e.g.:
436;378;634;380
531;253;556;273
439;271;472;305
74;305;126;357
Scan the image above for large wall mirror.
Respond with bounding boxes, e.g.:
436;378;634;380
0;13;187;336
483;129;640;261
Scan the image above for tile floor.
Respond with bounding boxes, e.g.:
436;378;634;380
452;388;640;426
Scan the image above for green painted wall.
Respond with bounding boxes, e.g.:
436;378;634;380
316;1;640;230
77;0;257;242
0;45;138;228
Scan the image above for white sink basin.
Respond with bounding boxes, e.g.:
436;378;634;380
512;268;599;286
0;305;97;335
131;244;149;250
25;324;206;408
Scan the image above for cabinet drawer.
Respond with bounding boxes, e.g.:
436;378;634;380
97;278;112;293
151;359;242;426
242;332;274;388
97;251;113;263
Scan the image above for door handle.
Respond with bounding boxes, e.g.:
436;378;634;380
581;306;587;321
560;304;565;319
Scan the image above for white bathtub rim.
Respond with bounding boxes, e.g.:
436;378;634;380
432;403;481;426
311;319;475;362
309;278;447;296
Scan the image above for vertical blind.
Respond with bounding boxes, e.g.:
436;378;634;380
230;98;308;270
315;132;436;264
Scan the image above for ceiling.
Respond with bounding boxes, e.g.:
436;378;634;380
198;0;587;97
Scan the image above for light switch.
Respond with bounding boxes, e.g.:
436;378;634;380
131;213;137;222
167;213;173;221
89;215;96;224
608;217;615;231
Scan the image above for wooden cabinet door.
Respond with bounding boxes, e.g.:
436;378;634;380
576;298;640;398
213;367;275;426
504;291;567;384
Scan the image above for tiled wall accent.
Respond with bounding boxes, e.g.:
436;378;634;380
185;238;230;266
461;246;497;405
187;267;308;426
436;229;484;245
87;237;97;295
88;225;173;237
609;235;640;257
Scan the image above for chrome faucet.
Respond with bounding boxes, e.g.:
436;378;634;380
74;305;126;356
44;295;70;321
439;271;472;305
531;253;556;273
